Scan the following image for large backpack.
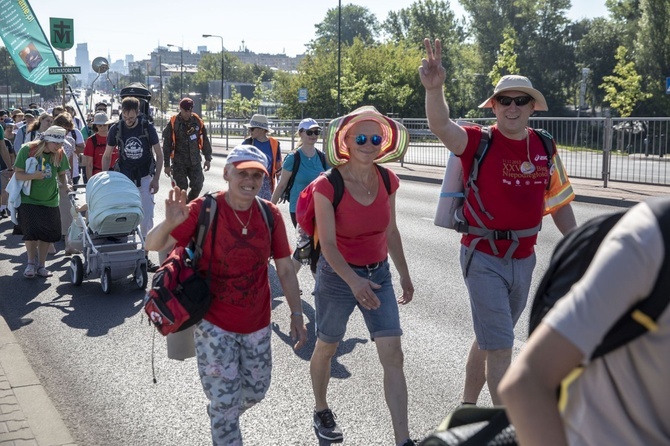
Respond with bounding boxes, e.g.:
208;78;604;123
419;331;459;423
279;148;328;203
530;198;670;360
296;164;392;237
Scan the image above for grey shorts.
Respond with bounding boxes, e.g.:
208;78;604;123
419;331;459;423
314;257;402;343
460;245;536;350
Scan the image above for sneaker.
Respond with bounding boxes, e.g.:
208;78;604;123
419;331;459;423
146;258;159;273
0;209;6;219
399;440;417;446
313;409;343;442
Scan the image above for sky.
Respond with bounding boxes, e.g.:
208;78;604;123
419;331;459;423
9;0;609;64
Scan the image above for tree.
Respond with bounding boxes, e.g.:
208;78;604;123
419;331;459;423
633;0;670;115
574;17;622;109
383;0;463;48
225;85;252;118
600;46;651;117
489;28;520;85
312;4;380;47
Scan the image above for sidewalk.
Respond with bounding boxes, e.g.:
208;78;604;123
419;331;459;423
0;317;75;446
1;140;667;446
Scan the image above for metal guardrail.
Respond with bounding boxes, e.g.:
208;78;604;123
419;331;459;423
196;116;670;187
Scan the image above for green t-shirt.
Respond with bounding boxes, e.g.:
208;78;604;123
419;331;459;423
14;144;70;207
0;126;4;139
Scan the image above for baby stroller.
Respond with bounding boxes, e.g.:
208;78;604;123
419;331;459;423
68;171;148;294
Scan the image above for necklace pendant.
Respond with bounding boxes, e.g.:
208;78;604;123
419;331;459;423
521;161;535;175
242;228;248;235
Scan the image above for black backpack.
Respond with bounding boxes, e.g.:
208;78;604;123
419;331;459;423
530;198;670;361
279;148;328;203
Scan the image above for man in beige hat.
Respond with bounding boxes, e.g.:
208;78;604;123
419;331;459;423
242;114;282;200
420;38;577;406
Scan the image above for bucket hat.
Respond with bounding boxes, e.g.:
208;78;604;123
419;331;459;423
40;125;67;143
244;114;272;133
92;112;115;125
323;106;409;166
478;75;548;111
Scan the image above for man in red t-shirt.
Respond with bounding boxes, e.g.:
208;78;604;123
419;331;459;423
421;39;577;406
145;144;306;445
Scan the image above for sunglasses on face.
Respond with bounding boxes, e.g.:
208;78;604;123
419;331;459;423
304;129;320;136
353;134;383;146
495;95;533;107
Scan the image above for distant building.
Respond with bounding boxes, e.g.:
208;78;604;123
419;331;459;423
75;43;90;83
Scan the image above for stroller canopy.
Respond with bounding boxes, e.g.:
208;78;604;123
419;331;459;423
86;171;143;236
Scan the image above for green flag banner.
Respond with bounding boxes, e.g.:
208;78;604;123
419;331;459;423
0;0;61;86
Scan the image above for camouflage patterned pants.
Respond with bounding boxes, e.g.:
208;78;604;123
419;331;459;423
195;320;272;446
171;163;205;202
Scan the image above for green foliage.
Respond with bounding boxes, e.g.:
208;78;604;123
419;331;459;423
225;85;253;118
312;4;380;47
383;0;464;49
599;46;651;117
488;28;519;85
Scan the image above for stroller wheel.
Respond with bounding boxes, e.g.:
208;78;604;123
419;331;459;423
134;263;148;290
70;256;84;286
101;268;112;294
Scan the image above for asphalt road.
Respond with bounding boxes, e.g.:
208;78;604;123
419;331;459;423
0;159;614;445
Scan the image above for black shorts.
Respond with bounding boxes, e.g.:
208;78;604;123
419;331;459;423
17;203;62;242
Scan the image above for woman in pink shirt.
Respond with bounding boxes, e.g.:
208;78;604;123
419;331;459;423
309;106;415;446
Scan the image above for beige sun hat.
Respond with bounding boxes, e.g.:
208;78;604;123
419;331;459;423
478;75;548;111
244;114;272;133
92;112;115;125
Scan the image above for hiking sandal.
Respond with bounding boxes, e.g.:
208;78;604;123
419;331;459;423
23;263;36;278
36;266;52;278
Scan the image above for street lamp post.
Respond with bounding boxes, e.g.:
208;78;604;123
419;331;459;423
203;34;225;138
167;44;183;99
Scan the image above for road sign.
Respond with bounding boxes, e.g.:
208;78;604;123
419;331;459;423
48;66;81;75
666;77;670;94
50;18;74;51
298;88;308;103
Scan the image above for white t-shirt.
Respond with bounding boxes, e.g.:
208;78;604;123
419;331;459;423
545;201;670;445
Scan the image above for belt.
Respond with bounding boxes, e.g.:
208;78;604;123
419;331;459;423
348;258;386;271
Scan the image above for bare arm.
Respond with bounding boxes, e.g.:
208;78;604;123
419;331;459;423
274;256;307;350
419;38;468;155
551;203;577;235
85;155;94;180
101;145;114;171
270;168;293;204
150;142;163;194
385;193;414;304
499;323;583;446
145;187;188;251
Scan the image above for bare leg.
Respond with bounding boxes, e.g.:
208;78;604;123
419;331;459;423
485;348;512;405
376;336;410;444
462;339;487;404
310;339;338;411
37;240;50;266
25;240;38;264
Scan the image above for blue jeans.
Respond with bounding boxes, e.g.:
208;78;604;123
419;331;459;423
314;257;402;343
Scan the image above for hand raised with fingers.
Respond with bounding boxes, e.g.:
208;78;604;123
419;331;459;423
419;38;447;91
165;186;189;227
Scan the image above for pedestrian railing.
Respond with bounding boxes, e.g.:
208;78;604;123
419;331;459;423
199;116;670;187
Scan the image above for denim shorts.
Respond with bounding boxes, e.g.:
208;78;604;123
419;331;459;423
314;257;402;343
460;245;536;350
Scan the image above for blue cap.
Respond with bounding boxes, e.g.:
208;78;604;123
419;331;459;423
226;144;269;176
3;118;15;125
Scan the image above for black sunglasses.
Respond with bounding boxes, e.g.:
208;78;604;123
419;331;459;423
304;129;321;136
495;95;533;107
353;134;383;146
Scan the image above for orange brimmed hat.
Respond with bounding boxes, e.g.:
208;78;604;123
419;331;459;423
323;106;409;167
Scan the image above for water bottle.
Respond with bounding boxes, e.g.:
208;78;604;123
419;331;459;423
295;225;312;265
